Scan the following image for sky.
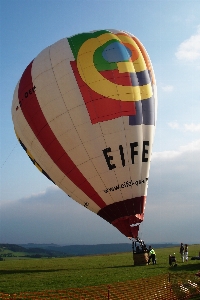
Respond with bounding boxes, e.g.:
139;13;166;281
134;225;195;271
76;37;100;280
0;0;200;246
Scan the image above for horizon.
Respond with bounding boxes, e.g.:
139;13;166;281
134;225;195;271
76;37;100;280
1;241;184;246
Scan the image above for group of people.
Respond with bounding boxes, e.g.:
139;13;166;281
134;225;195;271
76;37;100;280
133;238;156;265
132;239;189;266
180;243;188;262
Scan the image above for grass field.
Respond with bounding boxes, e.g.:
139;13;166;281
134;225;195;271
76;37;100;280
0;244;200;294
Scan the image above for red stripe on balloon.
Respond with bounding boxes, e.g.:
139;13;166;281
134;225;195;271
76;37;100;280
18;61;106;209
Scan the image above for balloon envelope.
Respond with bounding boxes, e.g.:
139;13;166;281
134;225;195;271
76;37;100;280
12;29;157;239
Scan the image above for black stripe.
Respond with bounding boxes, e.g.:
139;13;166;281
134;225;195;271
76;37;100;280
130;70;150;86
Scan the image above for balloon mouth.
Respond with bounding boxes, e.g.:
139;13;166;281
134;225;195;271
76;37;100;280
98;196;146;239
112;214;143;239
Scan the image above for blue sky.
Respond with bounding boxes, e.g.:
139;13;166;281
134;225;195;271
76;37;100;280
0;0;200;245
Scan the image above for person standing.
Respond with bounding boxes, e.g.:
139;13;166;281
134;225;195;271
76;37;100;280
148;246;156;265
180;243;184;262
184;244;188;262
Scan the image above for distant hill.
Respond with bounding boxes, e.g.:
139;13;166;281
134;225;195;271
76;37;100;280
19;243;179;256
0;244;54;259
17;243;133;256
0;243;179;259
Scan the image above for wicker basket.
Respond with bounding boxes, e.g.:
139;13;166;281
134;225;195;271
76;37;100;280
133;252;149;265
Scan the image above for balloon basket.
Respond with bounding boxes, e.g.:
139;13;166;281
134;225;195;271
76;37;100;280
133;252;149;266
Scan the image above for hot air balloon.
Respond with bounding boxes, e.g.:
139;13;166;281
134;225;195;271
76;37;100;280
12;29;157;240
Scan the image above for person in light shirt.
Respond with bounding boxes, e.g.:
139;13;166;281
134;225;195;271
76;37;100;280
184;244;188;262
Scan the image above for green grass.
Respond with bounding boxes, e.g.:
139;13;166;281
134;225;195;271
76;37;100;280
0;244;199;293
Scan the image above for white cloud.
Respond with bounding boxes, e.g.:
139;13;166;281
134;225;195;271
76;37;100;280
168;121;180;130
175;25;200;62
168;121;200;133
152;139;200;159
179;139;200;151
184;123;200;132
161;85;174;92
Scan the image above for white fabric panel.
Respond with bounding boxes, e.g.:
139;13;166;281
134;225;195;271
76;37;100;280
83;136;107;159
78;160;99;180
42;96;67;123
140;125;155;196
70;188;100;213
35;147;55;173
115;163;132;186
91;156;111;175
50;38;74;68
49;112;75;137
98;189;115;205
97;189;115;205
100;117;124;136
114;165;134;199
142;124;155;141
100;170;119;190
52;59;72;81
56;72;79;98
62;87;86;111
75;122;102;143
57;127;82;152
31;47;52;82
68;104;91;126
129;163;143;195
62;74;83;100
103;130;127;153
100;188;123;204
59;183;99;214
87;175;106;192
140;179;148;196
30;137;51;164
33;69;59;107
59;175;78;194
14;119;33;149
67;145;90;166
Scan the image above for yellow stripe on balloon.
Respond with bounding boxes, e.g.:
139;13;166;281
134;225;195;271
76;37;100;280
26;149;34;161
77;33;152;102
117;62;136;73
35;162;43;172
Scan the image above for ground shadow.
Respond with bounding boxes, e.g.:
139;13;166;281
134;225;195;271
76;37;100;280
168;262;200;273
0;269;68;275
